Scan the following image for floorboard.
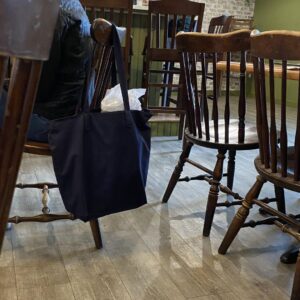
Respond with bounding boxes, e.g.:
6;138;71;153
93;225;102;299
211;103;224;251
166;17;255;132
1;100;298;299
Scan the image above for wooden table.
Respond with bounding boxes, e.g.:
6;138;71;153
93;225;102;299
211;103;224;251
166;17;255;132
216;61;300;80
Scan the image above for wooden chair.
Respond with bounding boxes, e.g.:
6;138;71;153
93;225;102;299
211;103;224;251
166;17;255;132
219;30;300;300
0;0;59;251
161;29;285;237
80;0;133;82
206;15;233;96
14;18;118;250
142;0;205;138
208;15;233;34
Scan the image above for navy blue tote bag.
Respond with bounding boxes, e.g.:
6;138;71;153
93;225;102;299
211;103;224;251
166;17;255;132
48;24;151;221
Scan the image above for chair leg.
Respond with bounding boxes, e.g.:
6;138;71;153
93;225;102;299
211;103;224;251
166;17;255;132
177;70;185;141
203;149;226;237
274;185;286;214
162;142;193;203
218;176;265;254
291;251;300;300
178;114;185;140
89;219;102;249
227;150;236;190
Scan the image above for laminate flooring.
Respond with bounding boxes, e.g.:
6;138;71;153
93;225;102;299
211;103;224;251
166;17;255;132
1;100;298;300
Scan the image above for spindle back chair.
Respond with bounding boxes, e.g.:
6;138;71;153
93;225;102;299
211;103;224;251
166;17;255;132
80;0;133;81
0;0;59;251
15;18;118;250
208;15;233;34
162;30;266;237
206;15;233;96
142;0;205;138
219;30;300;300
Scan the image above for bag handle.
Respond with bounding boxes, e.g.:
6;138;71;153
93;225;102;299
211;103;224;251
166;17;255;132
111;24;130;111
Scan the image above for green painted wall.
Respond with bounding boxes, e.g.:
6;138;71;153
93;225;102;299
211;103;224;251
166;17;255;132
252;0;300;106
254;0;300;31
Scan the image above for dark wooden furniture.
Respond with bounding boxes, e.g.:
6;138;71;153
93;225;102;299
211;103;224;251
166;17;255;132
218;30;300;300
142;0;205;138
206;15;233;97
13;18;118;250
162;30;267;237
0;0;59;251
80;0;133;82
208;15;233;34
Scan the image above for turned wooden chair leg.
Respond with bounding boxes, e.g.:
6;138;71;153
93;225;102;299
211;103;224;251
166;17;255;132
291;251;300;300
274;185;286;214
162;142;193;203
218;176;265;254
203;149;226;237
89;219;102;249
227;150;236;190
177;73;185;141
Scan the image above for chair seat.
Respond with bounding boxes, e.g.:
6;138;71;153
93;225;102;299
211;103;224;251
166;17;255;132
185;119;259;150
255;146;300;193
24;141;51;156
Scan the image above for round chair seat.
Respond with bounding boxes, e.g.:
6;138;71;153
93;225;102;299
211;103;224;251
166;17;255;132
185;119;259;151
24;141;51;156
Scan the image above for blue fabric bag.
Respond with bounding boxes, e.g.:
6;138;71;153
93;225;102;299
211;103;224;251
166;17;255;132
48;24;151;221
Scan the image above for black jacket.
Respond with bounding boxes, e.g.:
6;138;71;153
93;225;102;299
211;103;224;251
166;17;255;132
33;5;91;120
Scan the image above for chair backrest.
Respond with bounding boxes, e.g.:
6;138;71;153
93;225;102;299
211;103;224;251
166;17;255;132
176;30;251;143
88;18;115;110
147;0;205;50
208;15;233;34
0;0;59;249
80;0;133;77
251;30;300;181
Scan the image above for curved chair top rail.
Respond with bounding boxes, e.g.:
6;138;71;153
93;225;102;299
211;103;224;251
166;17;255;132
251;30;300;60
0;0;59;60
176;29;251;53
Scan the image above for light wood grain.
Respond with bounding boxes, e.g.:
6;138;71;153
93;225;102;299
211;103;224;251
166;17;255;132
2;100;298;299
0;288;17;300
0;266;16;289
17;284;75;300
217;61;300;80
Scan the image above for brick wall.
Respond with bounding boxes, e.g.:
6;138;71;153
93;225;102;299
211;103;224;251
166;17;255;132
194;0;256;32
192;1;256;91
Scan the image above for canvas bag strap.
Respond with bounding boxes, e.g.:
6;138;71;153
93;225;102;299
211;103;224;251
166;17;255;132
111;24;130;112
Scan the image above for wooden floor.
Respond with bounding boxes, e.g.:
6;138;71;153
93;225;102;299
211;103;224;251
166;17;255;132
1;104;299;299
